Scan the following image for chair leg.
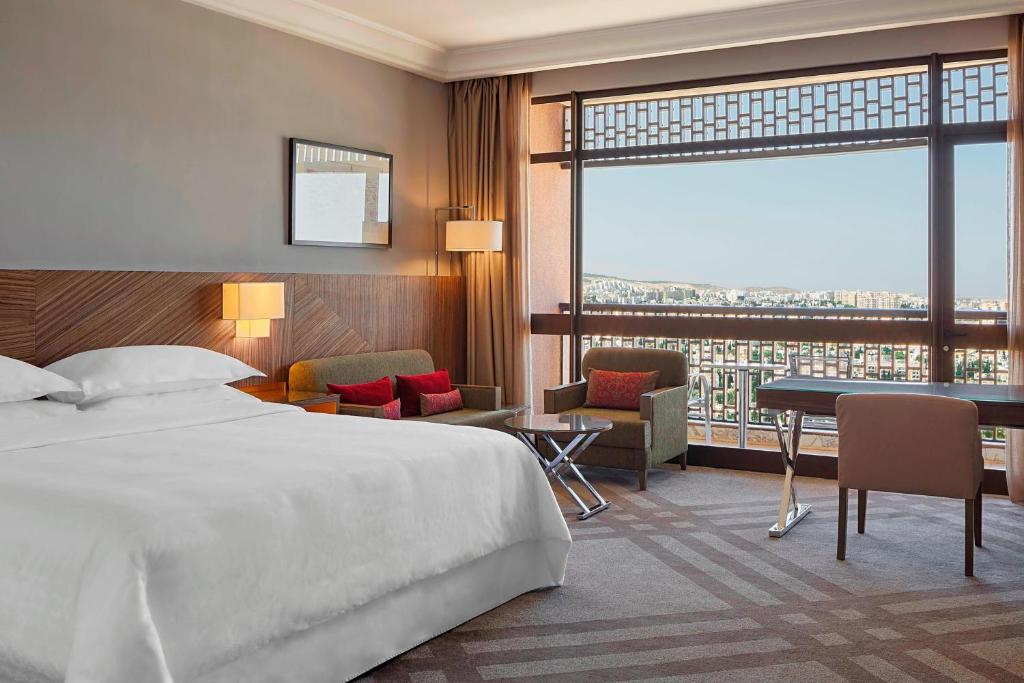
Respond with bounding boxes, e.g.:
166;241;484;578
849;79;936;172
965;497;975;577
638;468;648;491
857;489;867;534
680;450;687;471
975;483;983;548
837;487;848;561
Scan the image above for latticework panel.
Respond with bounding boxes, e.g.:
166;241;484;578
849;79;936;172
580;70;929;151
943;61;1009;124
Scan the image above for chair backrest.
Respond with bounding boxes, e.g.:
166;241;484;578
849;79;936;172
581;347;687;387
788;353;852;379
836;393;983;499
289;349;435;393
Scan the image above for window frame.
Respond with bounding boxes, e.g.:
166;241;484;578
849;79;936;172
530;50;1009;381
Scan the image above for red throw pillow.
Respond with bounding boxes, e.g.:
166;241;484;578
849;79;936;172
326;376;393;406
395;369;451;417
585;369;660;410
381;398;402;420
420;389;463;417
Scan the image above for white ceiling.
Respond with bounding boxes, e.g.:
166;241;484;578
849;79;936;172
315;0;789;49
182;0;1024;81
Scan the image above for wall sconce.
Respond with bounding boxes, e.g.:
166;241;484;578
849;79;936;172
222;282;285;338
433;205;503;274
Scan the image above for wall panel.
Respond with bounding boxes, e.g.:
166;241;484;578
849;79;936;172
0;270;466;384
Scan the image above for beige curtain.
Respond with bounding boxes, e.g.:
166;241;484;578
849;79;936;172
447;75;532;406
1008;15;1024;503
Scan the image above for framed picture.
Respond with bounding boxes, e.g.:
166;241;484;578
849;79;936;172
289;138;393;248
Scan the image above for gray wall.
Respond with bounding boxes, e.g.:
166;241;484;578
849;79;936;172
0;0;449;275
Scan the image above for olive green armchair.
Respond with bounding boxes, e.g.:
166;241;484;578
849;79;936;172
544;347;689;490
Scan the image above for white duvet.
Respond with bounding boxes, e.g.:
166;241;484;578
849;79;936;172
0;402;571;683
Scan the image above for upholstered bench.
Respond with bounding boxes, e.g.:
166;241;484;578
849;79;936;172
289;349;515;431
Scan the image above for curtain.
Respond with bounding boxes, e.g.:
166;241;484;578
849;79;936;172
447;75;532;406
1008;15;1024;503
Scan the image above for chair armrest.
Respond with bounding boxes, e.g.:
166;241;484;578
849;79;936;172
544;381;587;413
640;385;689;422
453;384;502;411
640;385;689;450
336;402;386;418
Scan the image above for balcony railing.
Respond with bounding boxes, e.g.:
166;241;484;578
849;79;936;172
532;303;1008;458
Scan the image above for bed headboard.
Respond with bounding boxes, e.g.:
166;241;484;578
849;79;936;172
0;270;466;385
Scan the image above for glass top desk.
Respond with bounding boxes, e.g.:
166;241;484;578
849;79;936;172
756;378;1024;539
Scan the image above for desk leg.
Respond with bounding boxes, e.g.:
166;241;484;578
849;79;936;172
769;409;811;538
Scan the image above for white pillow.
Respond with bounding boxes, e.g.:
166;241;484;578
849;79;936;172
0;354;81;404
0;398;78;421
45;345;265;405
80;384;260;413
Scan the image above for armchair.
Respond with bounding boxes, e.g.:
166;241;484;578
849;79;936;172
544;348;689;490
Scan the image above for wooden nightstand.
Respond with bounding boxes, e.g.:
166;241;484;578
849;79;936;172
239;382;339;414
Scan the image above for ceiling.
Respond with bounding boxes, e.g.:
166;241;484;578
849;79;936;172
182;0;1023;81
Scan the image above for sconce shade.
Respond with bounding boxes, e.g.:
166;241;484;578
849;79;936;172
222;282;285;321
223;283;285;338
445;220;503;252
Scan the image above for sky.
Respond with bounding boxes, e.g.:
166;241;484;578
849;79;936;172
583;143;1008;299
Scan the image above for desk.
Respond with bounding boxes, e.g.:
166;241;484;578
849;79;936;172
756;378;1024;538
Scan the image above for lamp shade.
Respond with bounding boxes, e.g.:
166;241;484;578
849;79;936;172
445;220;503;252
222;282;285;321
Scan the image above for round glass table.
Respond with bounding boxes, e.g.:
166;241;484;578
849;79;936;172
505;414;613;519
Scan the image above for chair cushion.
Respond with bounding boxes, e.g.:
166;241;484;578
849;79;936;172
585;369;659;410
420;389;464;416
326;376;393;406
557;407;651;450
395;369;452;417
407;408;515;429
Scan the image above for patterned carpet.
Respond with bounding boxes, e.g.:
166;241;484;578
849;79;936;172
364;465;1024;682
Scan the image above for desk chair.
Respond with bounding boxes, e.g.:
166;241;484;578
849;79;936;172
836;393;984;576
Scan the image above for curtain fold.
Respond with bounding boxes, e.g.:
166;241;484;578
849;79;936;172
447;75;532;406
1008;15;1024;503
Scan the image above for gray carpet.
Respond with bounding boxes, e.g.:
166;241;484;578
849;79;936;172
365;465;1024;682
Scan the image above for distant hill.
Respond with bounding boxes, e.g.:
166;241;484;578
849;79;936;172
584;273;799;294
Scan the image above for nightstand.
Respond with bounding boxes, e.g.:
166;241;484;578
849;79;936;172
239;382;339;414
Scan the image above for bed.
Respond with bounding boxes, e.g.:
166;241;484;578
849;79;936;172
0;391;571;682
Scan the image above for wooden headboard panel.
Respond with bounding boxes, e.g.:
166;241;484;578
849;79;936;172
0;270;466;384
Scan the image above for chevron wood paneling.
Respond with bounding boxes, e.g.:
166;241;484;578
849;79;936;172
0;270;466;384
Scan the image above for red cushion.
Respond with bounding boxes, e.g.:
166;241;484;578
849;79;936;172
420;389;464;417
326;376;393;406
381;398;402;420
395;369;451;417
585;369;660;410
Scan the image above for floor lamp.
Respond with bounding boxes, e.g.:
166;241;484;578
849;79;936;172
433;205;503;273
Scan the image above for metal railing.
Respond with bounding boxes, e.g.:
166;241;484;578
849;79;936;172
544;303;1008;448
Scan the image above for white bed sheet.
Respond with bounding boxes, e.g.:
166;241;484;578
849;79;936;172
0;403;571;683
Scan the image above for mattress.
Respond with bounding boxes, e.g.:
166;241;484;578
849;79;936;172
0;402;571;683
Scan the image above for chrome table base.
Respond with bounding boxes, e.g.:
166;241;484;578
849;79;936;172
515;431;611;520
769;409;812;538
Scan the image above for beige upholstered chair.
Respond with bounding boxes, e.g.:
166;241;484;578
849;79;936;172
836;393;984;576
544;348;689;491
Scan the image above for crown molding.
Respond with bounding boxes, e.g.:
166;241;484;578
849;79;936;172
181;0;1022;82
179;0;448;79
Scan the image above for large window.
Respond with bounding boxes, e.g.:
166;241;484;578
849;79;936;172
529;52;1010;461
